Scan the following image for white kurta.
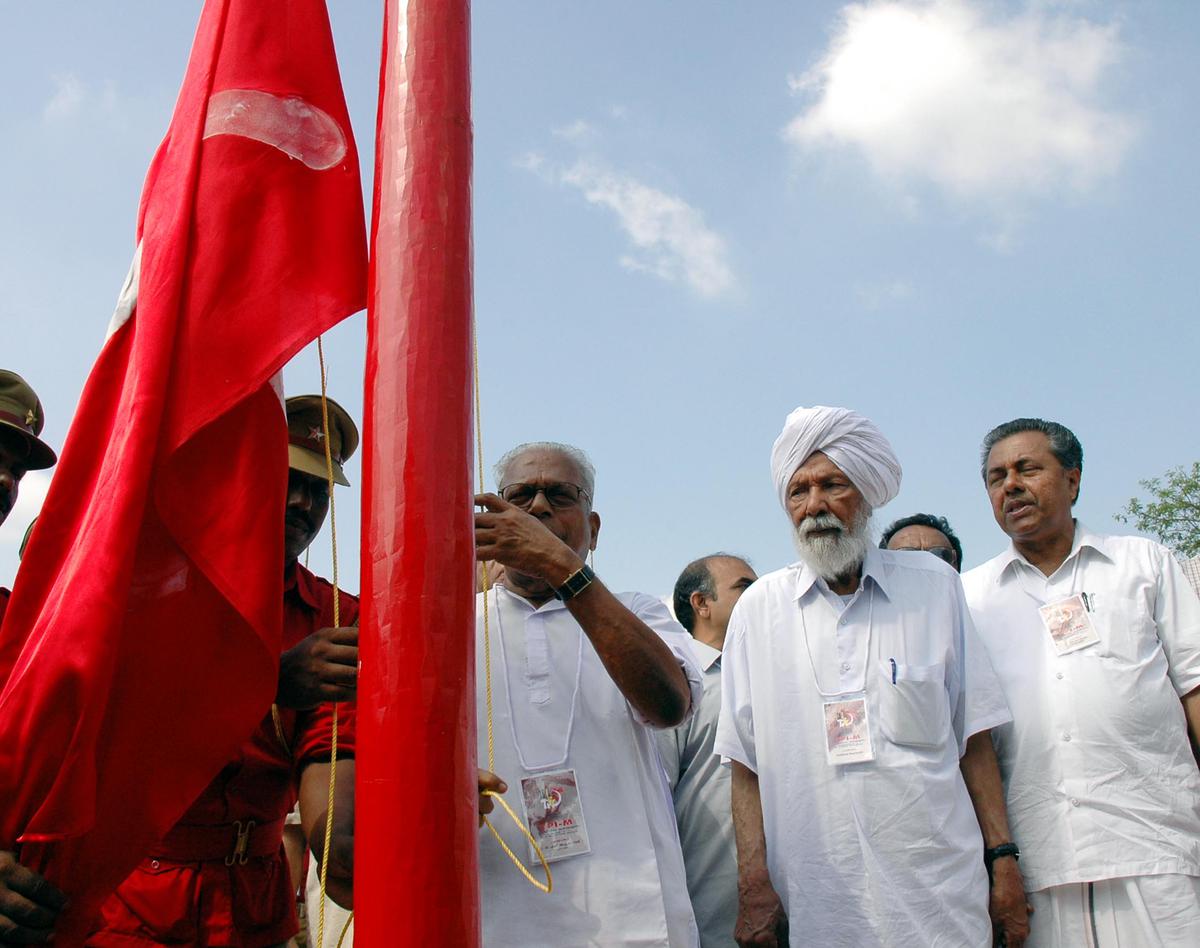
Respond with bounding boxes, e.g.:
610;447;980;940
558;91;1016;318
715;548;1010;948
476;586;704;948
962;523;1200;892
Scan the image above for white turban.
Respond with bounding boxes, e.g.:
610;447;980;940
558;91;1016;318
770;406;902;511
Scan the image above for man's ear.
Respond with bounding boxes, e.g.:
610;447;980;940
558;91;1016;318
588;510;601;551
1067;468;1081;506
690;590;710;619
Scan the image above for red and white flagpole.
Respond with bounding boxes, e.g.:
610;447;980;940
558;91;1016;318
357;0;477;944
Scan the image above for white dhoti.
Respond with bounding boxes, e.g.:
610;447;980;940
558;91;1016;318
1028;874;1200;947
305;858;355;948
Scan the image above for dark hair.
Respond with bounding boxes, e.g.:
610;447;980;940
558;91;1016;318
980;418;1083;482
879;513;963;572
673;553;743;634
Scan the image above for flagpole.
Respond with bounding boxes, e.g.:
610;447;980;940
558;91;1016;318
357;0;478;944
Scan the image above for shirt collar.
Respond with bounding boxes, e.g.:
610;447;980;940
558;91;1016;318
285;560;322;611
495;583;567;614
995;519;1112;584
791;546;893;602
687;638;723;672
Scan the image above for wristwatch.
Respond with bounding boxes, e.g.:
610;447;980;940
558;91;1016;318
553;564;595;602
984;842;1020;869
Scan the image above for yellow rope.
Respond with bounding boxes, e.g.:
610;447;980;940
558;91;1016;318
335;910;354;948
315;334;342;947
474;321;552;894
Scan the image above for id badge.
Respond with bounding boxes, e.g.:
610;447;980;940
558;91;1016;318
1039;594;1100;656
519;768;591;864
823;696;875;765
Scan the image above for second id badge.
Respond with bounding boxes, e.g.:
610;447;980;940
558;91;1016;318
1039;594;1100;656
520;768;591;864
823;696;875;765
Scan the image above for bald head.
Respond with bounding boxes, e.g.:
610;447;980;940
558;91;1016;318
673;554;757;650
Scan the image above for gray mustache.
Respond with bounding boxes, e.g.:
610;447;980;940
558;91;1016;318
798;513;845;537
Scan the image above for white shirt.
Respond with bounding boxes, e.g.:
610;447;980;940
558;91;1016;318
655;639;738;948
476;585;704;948
963;523;1200;891
715;548;1010;948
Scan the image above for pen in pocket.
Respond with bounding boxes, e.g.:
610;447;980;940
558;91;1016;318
890;657;897;684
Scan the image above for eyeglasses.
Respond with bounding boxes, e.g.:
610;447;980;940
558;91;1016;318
893;546;958;567
499;481;591;510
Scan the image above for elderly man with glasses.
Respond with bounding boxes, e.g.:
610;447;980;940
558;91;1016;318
473;441;704;947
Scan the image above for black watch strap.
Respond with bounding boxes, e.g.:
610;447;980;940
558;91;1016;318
554;564;595;602
984;842;1020;867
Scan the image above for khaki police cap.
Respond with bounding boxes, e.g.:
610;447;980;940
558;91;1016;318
0;370;57;470
285;395;359;488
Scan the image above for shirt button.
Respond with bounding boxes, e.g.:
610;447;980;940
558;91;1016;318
1070;798;1080;807
841;662;851;672
150;859;161;869
1056;672;1064;680
1062;733;1071;742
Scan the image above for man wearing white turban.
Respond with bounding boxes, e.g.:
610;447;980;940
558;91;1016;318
715;406;1027;947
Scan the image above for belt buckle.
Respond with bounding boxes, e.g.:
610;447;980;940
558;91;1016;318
225;819;256;866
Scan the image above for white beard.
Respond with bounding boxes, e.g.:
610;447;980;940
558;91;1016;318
792;508;873;582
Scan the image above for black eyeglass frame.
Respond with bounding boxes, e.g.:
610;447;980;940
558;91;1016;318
498;481;592;510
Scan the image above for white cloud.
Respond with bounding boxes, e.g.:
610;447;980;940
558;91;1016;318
42;74;123;126
513;151;547;175
43;73;86;122
855;278;914;309
559;160;736;299
553;119;598;143
786;0;1136;200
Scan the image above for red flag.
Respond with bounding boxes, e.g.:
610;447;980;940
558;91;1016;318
0;0;365;940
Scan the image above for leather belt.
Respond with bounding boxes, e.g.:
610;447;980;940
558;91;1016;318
153;816;286;865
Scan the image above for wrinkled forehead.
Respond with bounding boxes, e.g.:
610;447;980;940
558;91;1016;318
986;430;1058;470
888;525;951;550
787;450;849;487
498;448;585;488
708;555;757;583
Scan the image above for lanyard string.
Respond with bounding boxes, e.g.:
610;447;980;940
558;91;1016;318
799;580;876;698
475;324;553;893
494;594;585;772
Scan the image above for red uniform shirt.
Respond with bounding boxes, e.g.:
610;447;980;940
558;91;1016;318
88;564;357;948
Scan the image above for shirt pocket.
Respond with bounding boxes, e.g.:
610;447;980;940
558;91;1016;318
878;661;948;749
1090;594;1151;665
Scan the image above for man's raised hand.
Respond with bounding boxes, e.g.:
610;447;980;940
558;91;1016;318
473;493;578;582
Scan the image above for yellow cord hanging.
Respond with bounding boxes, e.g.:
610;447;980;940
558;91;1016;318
314;334;348;946
474;321;553;895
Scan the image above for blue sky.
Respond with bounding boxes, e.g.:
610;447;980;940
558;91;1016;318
2;0;1197;595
